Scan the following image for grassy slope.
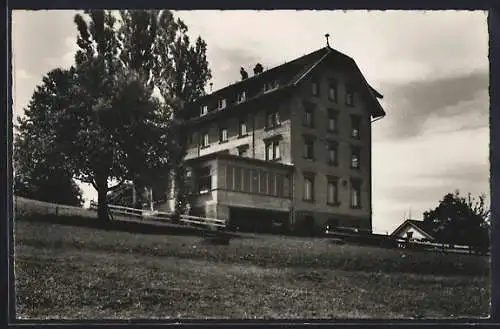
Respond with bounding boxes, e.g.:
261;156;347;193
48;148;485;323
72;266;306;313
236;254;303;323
14;217;490;320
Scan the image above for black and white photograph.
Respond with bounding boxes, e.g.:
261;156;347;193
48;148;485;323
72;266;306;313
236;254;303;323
11;9;490;319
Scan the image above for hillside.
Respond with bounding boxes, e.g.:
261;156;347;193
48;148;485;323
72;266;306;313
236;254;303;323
13;204;490;319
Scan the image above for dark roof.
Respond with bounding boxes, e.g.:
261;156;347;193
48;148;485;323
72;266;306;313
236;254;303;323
185;46;386;122
391;219;436;240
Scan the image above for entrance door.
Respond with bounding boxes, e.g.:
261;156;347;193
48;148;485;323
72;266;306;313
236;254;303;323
304;216;315;236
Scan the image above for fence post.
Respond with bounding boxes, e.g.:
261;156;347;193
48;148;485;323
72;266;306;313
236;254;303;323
56;206;59;216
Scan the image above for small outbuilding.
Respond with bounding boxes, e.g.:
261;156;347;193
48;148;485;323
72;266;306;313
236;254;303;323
390;219;436;242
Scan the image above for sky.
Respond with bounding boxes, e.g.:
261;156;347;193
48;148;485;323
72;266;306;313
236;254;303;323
11;10;490;234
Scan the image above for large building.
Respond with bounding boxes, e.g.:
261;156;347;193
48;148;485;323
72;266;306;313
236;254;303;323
159;43;386;234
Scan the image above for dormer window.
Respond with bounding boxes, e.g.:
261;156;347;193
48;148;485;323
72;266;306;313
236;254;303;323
218;98;227;110
237;91;246;103
201;105;208;116
264;80;279;93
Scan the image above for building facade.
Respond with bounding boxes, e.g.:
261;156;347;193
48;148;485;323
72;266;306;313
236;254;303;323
159;45;386;234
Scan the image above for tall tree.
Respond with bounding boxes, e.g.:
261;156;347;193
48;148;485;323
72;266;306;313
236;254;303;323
16;10;210;221
14;69;83;207
118;10;212;214
151;10;212;215
16;10;168;220
70;10;172;220
423;190;490;252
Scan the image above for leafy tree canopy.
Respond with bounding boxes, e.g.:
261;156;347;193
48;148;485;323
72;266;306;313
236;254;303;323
15;10;212;220
423;190;490;251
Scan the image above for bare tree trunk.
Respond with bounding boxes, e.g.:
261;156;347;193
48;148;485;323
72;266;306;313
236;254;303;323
97;179;110;221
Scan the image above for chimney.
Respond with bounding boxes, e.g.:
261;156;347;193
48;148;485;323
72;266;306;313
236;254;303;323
253;63;263;75
240;67;248;80
325;33;331;47
209;82;213;92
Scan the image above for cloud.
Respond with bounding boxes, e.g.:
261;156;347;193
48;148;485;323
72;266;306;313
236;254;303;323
207;45;264;90
421;162;490;183
12;11;79;118
371;125;489;233
374;70;489;140
44;36;78;69
173;11;484;90
15;69;32;81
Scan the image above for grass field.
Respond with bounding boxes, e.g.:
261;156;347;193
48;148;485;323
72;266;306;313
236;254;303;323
14;211;490;320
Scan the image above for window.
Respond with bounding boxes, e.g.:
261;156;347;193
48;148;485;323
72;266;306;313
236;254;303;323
238;144;249;157
328;80;338;101
200;132;209;148
346;87;354;106
266;142;273;161
266;111;280;129
276;174;285;197
237;91;246;103
303;173;315;202
269;173;276;196
327;177;339;205
284;175;291;198
265;140;280;161
303;137;314;160
273;141;280;159
351;147;360;169
264;80;279;92
218;98;227;110
259;170;268;194
201;105;208;116
242;168;250;192
234;167;242;191
304;103;315;128
238;119;248;136
312;80;319;96
198;166;211;194
226;166;234;190
327;142;338;165
351;179;362;208
251;169;259;193
184;169;193;194
351;115;361;139
219;127;228;143
327;109;337;133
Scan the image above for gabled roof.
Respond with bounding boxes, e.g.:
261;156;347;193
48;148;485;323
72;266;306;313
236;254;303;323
390;219;436;241
186;46;386;122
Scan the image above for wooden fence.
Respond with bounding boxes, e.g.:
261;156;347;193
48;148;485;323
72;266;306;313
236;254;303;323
89;202;226;230
325;228;489;255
